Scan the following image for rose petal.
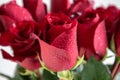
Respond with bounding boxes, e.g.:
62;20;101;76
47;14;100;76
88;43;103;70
0;15;15;33
0;2;33;22
18;56;40;70
0;31;15;46
51;0;71;13
68;0;93;16
96;6;120;41
46;13;71;43
51;20;78;57
23;0;46;22
1;49;40;70
94;21;108;56
115;19;120;57
1;49;15;60
40;40;71;72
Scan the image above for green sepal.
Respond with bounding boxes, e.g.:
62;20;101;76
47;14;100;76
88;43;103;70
110;34;116;53
19;70;33;76
57;70;73;80
39;60;55;75
72;56;85;70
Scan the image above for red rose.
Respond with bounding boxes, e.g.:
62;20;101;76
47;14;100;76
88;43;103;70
0;1;33;22
96;6;120;41
0;21;41;70
23;0;46;22
32;13;78;72
77;11;108;59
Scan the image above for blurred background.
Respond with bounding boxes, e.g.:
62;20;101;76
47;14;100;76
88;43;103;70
0;0;120;80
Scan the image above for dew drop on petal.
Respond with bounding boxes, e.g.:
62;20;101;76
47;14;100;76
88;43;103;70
12;23;16;28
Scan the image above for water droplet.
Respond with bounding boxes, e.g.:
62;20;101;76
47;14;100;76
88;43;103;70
12;23;16;28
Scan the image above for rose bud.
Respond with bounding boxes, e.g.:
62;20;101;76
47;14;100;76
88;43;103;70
0;1;33;22
77;11;108;60
32;13;78;72
23;0;46;22
0;21;41;70
96;6;120;42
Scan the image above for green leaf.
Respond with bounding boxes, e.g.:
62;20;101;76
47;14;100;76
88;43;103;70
72;72;81;80
81;57;112;80
41;69;58;80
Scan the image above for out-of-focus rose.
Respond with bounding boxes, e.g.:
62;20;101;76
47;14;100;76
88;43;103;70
68;0;94;17
51;0;71;13
0;21;41;70
23;0;46;22
114;14;120;57
76;11;108;59
96;6;120;42
0;1;33;22
32;13;78;72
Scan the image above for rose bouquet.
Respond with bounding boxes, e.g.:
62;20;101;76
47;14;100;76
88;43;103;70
0;0;120;80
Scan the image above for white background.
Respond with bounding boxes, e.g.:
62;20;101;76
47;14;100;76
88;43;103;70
0;0;120;80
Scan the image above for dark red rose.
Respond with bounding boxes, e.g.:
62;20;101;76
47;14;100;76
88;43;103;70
51;0;71;13
0;21;41;70
0;1;33;22
32;13;78;72
23;0;46;22
77;11;108;59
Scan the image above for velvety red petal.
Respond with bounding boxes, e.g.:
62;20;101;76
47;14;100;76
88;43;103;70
1;49;15;60
0;2;33;22
40;40;72;72
1;49;40;70
51;20;78;71
51;0;71;13
18;56;40;70
0;15;15;33
94;21;108;56
23;0;46;22
0;31;15;45
46;13;71;43
68;0;93;16
96;6;120;41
